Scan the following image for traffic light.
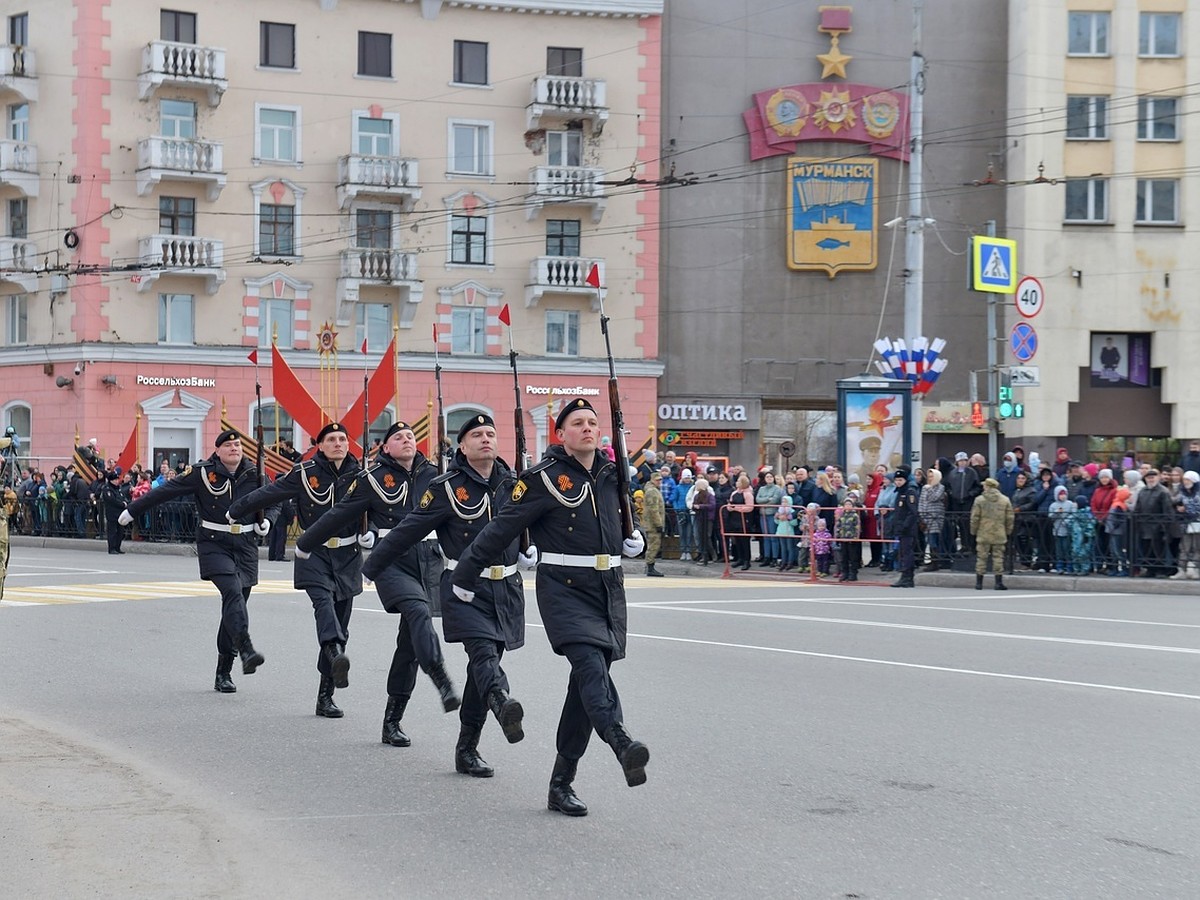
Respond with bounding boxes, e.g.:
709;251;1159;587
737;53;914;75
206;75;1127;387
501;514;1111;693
998;386;1024;419
971;402;984;428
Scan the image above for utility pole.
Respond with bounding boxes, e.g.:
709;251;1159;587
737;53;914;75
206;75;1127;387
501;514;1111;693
985;219;1000;469
904;0;926;463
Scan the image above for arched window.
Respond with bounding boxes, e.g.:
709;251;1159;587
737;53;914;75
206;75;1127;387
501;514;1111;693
445;405;492;442
2;401;31;460
252;402;295;449
367;408;394;446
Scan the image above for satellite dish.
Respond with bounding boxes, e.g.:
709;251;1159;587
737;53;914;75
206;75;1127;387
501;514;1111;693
780;440;796;458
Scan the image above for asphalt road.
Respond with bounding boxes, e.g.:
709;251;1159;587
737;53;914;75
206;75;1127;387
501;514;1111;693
2;546;1198;899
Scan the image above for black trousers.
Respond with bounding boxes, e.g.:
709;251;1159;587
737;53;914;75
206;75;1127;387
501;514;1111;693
386;596;445;698
556;642;623;762
268;514;290;559
306;588;353;676
105;515;124;552
459;638;509;729
896;533;916;576
210;572;252;656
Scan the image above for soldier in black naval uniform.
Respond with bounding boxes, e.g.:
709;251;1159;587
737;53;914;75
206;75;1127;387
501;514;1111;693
119;430;271;692
297;420;460;731
451;398;648;817
228;422;361;716
367;413;535;778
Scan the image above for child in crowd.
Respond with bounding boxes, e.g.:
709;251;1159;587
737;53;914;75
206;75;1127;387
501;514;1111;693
797;502;820;573
1047;485;1077;574
834;497;861;582
811;515;833;577
775;495;798;571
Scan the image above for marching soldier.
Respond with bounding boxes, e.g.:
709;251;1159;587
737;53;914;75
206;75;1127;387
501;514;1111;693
451;398;648;817
366;414;534;778
119;431;271;692
229;422;360;717
296;421;460;732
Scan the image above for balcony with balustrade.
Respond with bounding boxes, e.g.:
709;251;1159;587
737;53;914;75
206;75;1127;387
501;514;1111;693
527;75;608;133
136;234;225;295
526;256;605;309
0;236;37;292
0;140;37;197
136;136;226;200
525;165;607;223
336;247;423;328
138;41;227;106
337;155;421;209
0;44;36;102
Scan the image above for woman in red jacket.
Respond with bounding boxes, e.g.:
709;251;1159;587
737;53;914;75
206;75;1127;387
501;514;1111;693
1089;467;1119;573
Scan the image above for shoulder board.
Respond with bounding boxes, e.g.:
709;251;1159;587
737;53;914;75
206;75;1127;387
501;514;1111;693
522;457;556;477
429;471;457;487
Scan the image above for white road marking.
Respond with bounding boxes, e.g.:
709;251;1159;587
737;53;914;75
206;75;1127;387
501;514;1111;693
1;579;301;606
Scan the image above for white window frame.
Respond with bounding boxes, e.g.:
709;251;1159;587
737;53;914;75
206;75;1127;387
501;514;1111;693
254;103;301;165
1137;96;1179;141
547;130;583;167
450;306;486;355
1068;11;1109;57
1135;179;1180;225
1065;95;1107;140
7;102;28;142
447;119;493;177
1139;12;1181;58
352;109;399;157
354;302;392;352
443;191;496;270
158;292;195;345
2;400;31;459
5;294;28;345
545;309;579;357
159;98;196;139
1064;179;1107;224
250;178;305;258
258;297;294;349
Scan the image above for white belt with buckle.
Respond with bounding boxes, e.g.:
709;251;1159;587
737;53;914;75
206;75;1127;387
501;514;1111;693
443;559;519;580
323;535;358;549
540;552;620;571
203;520;247;535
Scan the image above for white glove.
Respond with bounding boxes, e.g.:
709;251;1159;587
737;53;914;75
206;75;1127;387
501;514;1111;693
357;531;376;549
518;544;538;569
253;520;271;536
225;510;236;524
452;584;475;604
117;510;133;526
622;532;646;558
294;547;311;560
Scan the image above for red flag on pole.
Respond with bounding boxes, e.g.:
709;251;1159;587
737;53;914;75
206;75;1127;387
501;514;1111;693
584;264;601;288
115;420;138;473
432;323;438;343
360;338;368;354
247;349;258;365
498;303;511;326
271;344;327;438
339;337;398;437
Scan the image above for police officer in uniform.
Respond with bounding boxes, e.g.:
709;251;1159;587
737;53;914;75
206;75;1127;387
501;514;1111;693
889;466;920;588
101;469;129;554
297;420;460;731
229;422;360;716
119;431;271;692
368;413;535;777
451;398;648;817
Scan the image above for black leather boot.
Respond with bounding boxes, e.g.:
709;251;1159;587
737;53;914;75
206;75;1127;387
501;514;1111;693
236;632;265;675
646;563;664;577
890;573;915;589
321;641;350;689
429;662;461;712
214;654;236;693
602;722;650;787
975;574;984;590
381;695;410;746
547;755;588;817
995;574;1008;591
315;676;343;718
487;688;524;744
454;724;493;778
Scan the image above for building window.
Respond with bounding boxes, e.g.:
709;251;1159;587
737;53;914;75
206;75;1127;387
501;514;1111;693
1139;13;1180;57
1066;95;1107;139
158;197;195;236
258;297;293;349
253;403;295;449
356;116;394;156
3;402;30;449
9;12;28;45
448;121;491;175
450;214;487;264
257;106;299;162
546;219;581;257
259;204;295;256
355;209;393;249
547;130;583;167
1135;179;1179;224
355;302;391;351
7;102;28;142
545;310;579;357
158;293;194;344
1064;179;1107;223
451;307;485;354
547;46;583;77
453;40;488;85
358;31;391;77
160;99;196;139
160;9;196;43
8;198;26;239
1067;11;1109;56
260;21;295;69
4;294;27;345
1137;96;1178;141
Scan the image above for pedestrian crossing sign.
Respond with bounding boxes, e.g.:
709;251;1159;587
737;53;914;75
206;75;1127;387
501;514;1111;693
971;236;1018;294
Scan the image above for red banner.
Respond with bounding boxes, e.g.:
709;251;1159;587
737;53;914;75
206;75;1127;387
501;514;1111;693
115;420;138;473
271;344;328;439
339;337;398;447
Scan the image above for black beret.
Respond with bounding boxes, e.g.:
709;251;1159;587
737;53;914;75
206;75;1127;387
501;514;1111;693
383;421;414;442
315;422;348;443
214;428;240;448
555;398;596;431
457;413;495;443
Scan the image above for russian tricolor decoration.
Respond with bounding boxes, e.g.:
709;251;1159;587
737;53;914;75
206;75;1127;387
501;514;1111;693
873;336;948;395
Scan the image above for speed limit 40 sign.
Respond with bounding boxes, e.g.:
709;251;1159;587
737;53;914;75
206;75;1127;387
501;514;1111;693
1015;276;1044;318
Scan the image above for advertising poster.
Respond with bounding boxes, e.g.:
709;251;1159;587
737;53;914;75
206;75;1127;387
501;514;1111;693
843;392;905;479
1090;333;1150;387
